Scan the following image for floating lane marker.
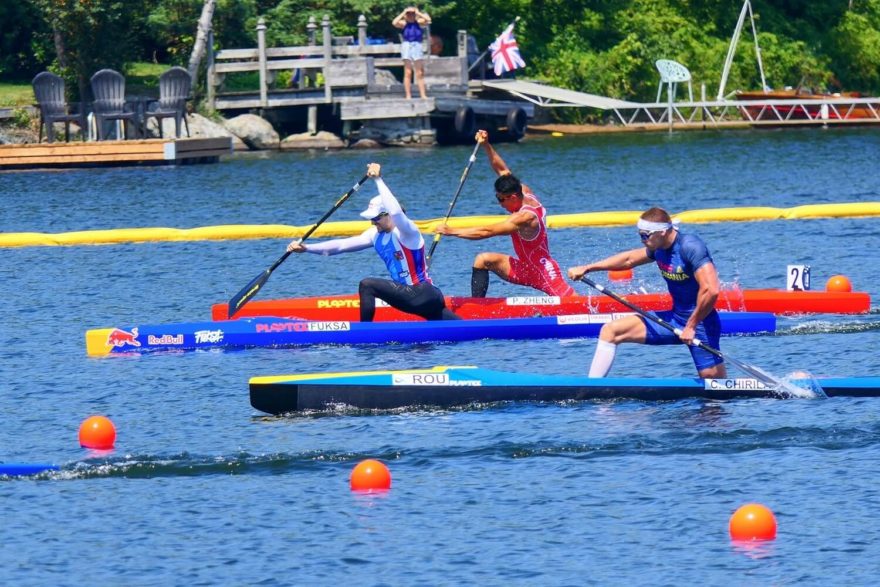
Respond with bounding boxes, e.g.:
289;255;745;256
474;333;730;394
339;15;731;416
2;202;879;247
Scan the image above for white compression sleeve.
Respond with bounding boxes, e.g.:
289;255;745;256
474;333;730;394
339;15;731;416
588;339;618;378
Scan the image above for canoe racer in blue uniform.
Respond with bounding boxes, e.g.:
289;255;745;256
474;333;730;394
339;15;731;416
287;163;459;322
567;207;727;378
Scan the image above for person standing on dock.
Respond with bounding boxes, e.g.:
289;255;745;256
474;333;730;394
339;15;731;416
392;6;431;100
567;207;727;379
287;163;459;322
435;130;576;298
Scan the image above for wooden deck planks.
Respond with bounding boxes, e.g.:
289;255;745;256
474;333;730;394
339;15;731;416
0;137;232;170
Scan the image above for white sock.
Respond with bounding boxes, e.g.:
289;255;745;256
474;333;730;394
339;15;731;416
589;340;617;377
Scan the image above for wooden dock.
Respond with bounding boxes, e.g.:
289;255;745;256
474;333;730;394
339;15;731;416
0;137;232;171
205;17;534;143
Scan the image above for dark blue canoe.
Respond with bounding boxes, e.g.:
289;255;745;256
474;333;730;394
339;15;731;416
249;366;880;414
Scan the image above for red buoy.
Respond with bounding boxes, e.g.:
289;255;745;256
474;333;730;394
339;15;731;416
825;275;852;293
350;459;392;492
78;415;116;449
729;503;777;540
608;268;633;281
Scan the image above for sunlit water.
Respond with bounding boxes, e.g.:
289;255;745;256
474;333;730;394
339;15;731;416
2;128;880;584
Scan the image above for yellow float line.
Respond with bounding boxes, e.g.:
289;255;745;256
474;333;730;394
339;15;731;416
2;202;879;248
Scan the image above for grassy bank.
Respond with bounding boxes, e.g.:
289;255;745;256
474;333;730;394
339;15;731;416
0;82;34;107
0;62;172;108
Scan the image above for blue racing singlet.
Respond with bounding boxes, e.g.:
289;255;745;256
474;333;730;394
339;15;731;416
647;232;714;317
372;229;430;286
402;22;423;42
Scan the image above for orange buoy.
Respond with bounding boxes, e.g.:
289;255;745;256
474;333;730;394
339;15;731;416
729;503;777;540
78;415;116;449
350;459;391;492
825;275;852;293
608;268;633;281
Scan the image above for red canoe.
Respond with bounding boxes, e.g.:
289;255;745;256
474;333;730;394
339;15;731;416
212;289;870;321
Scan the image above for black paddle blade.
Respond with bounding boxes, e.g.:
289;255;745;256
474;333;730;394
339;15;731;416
228;268;271;318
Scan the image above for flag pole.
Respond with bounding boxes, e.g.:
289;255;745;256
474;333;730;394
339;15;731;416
467;16;521;74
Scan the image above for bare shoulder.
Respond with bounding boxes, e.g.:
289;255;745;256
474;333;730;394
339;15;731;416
510;208;539;227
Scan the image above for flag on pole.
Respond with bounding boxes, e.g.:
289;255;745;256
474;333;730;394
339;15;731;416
489;22;525;76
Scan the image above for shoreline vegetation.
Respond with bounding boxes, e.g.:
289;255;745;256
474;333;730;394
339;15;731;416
3;2;880;147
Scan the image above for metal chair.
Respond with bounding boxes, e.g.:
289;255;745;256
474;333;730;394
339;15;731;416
655;59;694;103
31;72;87;143
89;69;140;140
143;67;192;138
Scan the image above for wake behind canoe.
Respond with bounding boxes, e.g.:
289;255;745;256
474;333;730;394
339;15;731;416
249;365;880;413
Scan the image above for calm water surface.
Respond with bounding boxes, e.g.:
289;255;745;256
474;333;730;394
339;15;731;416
2;128;880;585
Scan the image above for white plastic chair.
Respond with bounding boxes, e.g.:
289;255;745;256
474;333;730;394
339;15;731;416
655;59;694;103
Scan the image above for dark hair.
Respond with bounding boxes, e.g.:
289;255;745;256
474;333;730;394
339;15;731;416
494;174;523;197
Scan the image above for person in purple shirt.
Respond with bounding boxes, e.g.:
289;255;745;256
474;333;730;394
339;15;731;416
567;206;727;379
392;6;431;99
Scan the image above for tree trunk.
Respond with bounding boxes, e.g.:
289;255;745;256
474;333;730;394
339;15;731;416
188;0;216;90
51;20;88;100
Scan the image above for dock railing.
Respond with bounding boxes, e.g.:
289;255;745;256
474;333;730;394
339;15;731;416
206;15;470;111
615;96;880;127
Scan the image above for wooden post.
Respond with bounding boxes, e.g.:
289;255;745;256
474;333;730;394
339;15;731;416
424;23;431;59
322;15;332;103
306;16;318;133
357;15;367;53
304;16;317;89
457;30;468;84
257;17;268;108
206;27;216;111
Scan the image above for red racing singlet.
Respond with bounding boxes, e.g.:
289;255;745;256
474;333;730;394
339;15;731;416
508;195;575;297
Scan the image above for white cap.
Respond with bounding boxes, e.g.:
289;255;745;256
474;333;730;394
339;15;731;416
360;195;387;219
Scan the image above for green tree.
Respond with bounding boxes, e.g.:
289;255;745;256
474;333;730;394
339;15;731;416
827;1;880;93
0;1;48;79
145;0;257;61
33;0;152;99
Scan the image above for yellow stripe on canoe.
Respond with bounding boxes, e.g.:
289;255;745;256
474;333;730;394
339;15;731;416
249;365;478;385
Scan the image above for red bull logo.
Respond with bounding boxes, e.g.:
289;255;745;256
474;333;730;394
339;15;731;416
106;327;140;348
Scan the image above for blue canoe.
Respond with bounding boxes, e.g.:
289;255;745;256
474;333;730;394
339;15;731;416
86;312;775;356
249;365;880;413
0;463;59;477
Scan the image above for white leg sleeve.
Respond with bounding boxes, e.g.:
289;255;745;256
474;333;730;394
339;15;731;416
588;339;618;378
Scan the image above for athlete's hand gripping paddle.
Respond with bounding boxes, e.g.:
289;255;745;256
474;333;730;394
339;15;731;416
227;174;370;318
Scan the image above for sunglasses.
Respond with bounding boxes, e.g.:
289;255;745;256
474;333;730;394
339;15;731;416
370;212;389;224
496;193;516;203
638;229;664;241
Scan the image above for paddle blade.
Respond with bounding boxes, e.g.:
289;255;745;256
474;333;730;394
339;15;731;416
724;354;825;399
228;268;271;318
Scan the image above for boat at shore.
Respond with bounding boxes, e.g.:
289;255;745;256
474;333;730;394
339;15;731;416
211;288;870;322
85;311;775;357
734;89;879;121
249;365;880;413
